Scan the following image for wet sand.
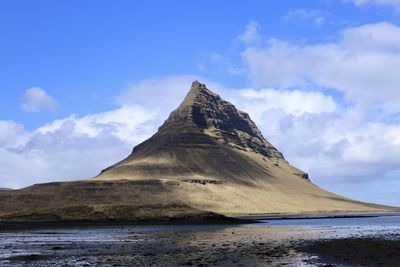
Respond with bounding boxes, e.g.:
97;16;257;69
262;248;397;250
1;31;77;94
0;221;399;266
0;226;307;266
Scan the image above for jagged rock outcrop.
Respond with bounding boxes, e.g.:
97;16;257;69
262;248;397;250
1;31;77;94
161;81;284;159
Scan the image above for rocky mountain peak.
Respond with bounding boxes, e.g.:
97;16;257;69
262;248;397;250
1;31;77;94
180;80;219;107
160;81;284;159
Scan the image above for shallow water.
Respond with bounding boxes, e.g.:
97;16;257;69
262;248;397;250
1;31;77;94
255;214;400;240
257;214;400;227
0;214;399;266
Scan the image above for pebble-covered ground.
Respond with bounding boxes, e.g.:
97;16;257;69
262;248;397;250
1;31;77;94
0;221;399;266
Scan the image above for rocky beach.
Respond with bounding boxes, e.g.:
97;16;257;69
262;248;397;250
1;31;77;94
1;214;399;266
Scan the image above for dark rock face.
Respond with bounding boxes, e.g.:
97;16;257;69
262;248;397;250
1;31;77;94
160;81;284;159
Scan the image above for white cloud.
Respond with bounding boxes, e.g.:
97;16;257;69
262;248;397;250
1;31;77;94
220;88;336;124
235;100;400;206
241;22;400;115
349;0;400;11
0;104;159;188
37;105;156;144
0;121;28;147
237;21;261;44
21;87;59;112
284;9;327;27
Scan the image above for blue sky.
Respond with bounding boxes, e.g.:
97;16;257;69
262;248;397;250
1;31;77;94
1;0;400;206
2;0;399;129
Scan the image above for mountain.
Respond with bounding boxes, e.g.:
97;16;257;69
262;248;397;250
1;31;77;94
0;81;396;222
94;81;394;214
96;81;301;183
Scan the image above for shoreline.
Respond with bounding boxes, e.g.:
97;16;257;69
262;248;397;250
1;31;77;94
0;217;257;231
2;211;399;231
234;211;400;220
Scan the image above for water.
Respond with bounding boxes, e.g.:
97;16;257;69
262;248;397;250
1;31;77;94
1;214;399;266
255;214;400;228
251;213;400;241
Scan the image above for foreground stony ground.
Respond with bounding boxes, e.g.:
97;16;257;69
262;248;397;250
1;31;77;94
298;237;400;267
0;223;399;266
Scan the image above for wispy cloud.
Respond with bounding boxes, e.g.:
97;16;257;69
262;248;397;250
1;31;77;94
21;87;59;112
237;21;261;44
348;0;400;12
284;9;327;27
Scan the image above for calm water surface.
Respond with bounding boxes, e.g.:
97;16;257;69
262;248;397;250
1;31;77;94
257;214;400;227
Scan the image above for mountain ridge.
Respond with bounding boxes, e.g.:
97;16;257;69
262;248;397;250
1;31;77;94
161;81;284;159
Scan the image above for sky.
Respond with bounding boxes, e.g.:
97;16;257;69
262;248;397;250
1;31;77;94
1;0;400;206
